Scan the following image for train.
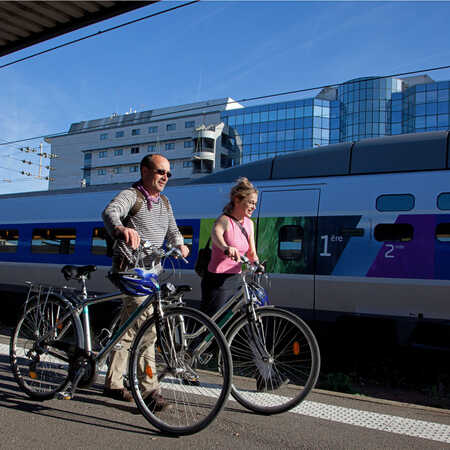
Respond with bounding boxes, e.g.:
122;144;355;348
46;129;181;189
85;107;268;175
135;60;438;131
1;130;450;350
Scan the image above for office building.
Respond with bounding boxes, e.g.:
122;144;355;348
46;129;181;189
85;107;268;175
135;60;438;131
46;98;242;190
221;74;450;164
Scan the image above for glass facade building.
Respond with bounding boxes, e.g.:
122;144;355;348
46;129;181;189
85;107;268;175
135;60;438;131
221;75;450;164
222;98;339;164
339;77;402;142
399;80;450;135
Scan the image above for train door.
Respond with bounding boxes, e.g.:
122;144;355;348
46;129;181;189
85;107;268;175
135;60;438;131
256;189;320;320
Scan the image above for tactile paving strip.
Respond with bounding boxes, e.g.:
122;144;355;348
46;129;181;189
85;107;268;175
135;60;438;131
2;342;448;443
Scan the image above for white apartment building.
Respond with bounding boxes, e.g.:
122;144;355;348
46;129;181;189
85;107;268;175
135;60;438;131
45;98;243;190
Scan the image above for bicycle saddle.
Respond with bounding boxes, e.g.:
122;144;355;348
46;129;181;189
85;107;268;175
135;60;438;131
61;265;97;280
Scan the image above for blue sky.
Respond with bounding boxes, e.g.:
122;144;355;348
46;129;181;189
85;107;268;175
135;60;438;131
1;0;450;194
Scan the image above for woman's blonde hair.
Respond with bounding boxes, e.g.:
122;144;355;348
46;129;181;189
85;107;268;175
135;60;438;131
223;177;258;214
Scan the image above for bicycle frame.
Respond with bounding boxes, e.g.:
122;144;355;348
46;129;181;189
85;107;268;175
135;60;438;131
32;287;164;369
185;268;266;358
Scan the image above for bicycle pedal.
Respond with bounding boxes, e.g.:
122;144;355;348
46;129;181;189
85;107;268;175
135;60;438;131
57;391;73;400
182;376;200;386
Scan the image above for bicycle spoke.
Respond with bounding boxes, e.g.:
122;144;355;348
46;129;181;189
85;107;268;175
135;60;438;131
10;298;80;400
228;308;320;414
129;307;231;435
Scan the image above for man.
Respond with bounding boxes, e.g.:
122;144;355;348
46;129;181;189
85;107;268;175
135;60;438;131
102;154;189;410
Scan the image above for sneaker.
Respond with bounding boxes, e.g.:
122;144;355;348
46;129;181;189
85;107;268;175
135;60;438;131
103;387;133;402
256;375;290;392
144;390;169;412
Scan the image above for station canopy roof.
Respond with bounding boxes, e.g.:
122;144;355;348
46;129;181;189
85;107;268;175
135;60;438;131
0;1;157;57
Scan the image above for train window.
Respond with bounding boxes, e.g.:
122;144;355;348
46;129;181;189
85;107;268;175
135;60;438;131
435;223;450;242
0;229;19;253
376;194;414;212
32;228;76;254
91;227;108;255
278;225;304;260
437;193;450;210
374;224;413;242
178;226;193;251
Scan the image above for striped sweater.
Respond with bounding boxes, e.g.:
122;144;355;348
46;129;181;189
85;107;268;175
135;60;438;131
102;187;184;266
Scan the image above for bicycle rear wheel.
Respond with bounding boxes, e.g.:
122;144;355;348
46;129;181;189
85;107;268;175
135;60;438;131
128;306;232;435
10;296;82;400
228;307;320;414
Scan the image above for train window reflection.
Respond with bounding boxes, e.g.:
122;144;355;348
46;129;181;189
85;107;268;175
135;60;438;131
91;227;108;255
376;194;414;212
436;223;450;242
278;225;303;260
0;229;19;253
32;228;76;254
437;193;450;210
178;226;193;251
374;224;413;242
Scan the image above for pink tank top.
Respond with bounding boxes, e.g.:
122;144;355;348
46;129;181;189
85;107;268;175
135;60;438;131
208;216;252;274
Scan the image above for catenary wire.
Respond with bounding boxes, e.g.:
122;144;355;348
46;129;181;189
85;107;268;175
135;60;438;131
1;63;450;148
0;1;200;71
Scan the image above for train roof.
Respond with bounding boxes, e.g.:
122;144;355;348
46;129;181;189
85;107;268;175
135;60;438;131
191;131;450;184
0;177;192;200
1;131;448;200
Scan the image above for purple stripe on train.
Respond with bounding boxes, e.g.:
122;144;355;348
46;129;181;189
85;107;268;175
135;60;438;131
367;215;437;279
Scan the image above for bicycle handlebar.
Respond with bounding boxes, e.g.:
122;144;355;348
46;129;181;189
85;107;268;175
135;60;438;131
139;241;189;265
240;255;265;274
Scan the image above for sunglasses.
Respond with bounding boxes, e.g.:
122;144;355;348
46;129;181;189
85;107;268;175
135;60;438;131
153;168;172;178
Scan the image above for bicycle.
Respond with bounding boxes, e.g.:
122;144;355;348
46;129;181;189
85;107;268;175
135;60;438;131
173;255;321;415
9;244;232;436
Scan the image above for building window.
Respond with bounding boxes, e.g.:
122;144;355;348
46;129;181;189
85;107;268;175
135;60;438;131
100;133;108;140
165;142;175;150
374;224;413;242
184;140;194;148
115;131;124;138
131;147;140;154
376;194;414;212
112;167;122;174
84;152;92;161
148;144;156;152
97;169;106;175
149;126;158;133
0;229;18;253
132;128;140;136
183;161;193;168
114;149;123;156
278;225;303;260
99;151;108;158
185;120;195;128
166;123;176;131
32;228;76;255
91;227;107;255
130;165;138;173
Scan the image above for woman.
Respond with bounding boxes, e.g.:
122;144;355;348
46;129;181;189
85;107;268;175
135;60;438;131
200;177;259;317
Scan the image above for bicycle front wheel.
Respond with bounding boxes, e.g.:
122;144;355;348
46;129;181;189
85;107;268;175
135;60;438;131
128;306;232;435
228;307;320;414
10;296;82;400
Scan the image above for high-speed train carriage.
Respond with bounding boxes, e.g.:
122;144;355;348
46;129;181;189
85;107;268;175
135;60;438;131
1;131;450;349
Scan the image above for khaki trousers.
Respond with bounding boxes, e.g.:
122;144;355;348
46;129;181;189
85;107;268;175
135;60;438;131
105;294;158;394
